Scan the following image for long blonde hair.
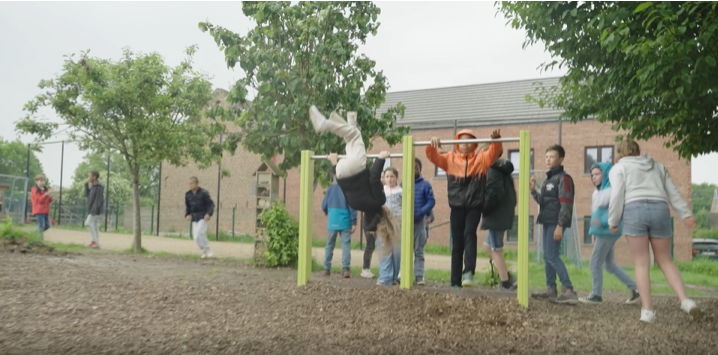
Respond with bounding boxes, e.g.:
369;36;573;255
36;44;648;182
376;206;398;256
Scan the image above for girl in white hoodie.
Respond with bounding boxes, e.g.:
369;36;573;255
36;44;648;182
608;139;699;323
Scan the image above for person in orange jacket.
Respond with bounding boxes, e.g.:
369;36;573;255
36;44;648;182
425;129;502;288
31;174;53;239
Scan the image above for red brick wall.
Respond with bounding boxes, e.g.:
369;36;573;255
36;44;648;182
160;119;693;265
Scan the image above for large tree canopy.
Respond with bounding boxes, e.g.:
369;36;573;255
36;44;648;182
201;1;408;184
0;139;43;181
499;1;718;158
17;48;237;252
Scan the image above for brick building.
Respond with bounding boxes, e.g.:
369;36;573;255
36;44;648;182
158;77;693;265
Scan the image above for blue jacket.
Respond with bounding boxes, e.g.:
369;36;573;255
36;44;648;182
322;184;357;231
414;176;435;222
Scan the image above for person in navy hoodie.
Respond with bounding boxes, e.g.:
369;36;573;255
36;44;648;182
322;178;357;278
413;158;435;285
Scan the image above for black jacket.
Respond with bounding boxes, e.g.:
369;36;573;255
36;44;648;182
185;188;215;222
85;182;104;216
481;159;516;231
337;158;386;231
532;166;574;227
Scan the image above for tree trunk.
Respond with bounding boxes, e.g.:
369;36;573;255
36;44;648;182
131;170;142;253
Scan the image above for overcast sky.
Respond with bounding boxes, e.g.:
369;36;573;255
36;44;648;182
1;1;716;186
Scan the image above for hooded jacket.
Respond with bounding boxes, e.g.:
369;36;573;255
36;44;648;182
532;165;574;227
608;155;692;228
85;181;104;216
480;158;516;231
336;158;386;231
31;185;53;215
588;162;621;238
414;175;435;222
322;184;357;231
425;129;502;209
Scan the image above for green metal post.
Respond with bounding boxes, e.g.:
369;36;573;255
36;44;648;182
400;136;415;289
297;150;314;286
517;130;531;308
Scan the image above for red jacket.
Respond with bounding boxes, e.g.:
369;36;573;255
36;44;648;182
31;186;53;215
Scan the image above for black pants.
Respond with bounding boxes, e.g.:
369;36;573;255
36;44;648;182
449;206;482;287
363;231;376;269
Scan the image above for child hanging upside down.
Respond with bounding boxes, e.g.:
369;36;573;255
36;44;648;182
309;105;397;246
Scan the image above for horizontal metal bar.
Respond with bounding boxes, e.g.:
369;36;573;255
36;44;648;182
312;153;404;160
413;137;519;146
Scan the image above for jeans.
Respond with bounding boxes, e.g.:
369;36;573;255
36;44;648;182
485;229;505;250
363;231;376;269
324;228;352;270
623;200;672;238
377;236;400;285
542;224;573;289
35;214;50;237
86;214;101;244
450;207;482;287
191;219;212;254
414;218;428;279
589;236;636;297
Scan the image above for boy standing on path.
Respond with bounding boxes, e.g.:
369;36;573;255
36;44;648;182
322;180;357;278
185;176;215;258
85;171;104;249
530;145;578;304
413;158;435;285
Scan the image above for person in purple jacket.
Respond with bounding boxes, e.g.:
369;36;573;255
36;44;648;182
413;158;435;285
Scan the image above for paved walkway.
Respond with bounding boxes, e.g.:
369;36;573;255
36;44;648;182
42;228;498;272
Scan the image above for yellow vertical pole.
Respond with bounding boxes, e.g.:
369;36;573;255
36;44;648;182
297;150;314;286
517;130;531;307
400;135;415;289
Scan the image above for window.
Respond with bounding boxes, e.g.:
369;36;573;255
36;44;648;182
434;165;446;177
508;149;534;176
584;146;614;174
583;216;593;245
507;216;534;243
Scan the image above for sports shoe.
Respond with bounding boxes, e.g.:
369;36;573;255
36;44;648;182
531;287;557;300
579;295;603;304
360;269;374;279
323;269;330;276
554;288;579;305
461;272;475;287
680;299;702;318
625;290;640;304
346;111;357;127
342;268;351;279
416;277;426;286
640;309;656;323
309;105;328;132
205;250;213;258
88;241;99;249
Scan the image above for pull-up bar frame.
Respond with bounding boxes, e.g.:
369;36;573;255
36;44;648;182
297;131;531;308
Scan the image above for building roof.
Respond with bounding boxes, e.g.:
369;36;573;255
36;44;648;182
377;77;564;129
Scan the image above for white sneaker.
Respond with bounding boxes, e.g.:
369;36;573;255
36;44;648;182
360;269;374;279
680;299;702;318
346;111;357;127
200;253;207;259
639;309;656;323
205;250;214;258
309;105;327;132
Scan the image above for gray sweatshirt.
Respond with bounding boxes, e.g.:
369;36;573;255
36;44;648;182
608;155;691;227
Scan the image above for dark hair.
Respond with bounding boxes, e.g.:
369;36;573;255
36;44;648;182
546;144;565;158
189;176;199;183
90;170;100;179
414;158;422;170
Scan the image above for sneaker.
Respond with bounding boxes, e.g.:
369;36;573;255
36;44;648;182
205;250;213;258
451;285;462;289
554;288;579;305
342;268;350;279
323;269;330;277
416;277;426;286
531;287;557;300
461;272;475;287
200;254;207;259
88;242;99;249
360;269;374;279
579;295;603;304
680;299;702;319
499;281;515;291
625;290;640;304
640;309;656;323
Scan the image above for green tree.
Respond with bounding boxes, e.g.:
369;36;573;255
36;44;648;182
200;1;407;185
0;139;44;181
692;183;716;229
499;2;718;158
17;48;238;252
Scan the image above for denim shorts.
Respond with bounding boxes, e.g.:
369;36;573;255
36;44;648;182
484;230;505;250
623;200;672;238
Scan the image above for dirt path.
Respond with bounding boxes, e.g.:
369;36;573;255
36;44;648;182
0;250;715;354
43;228;497;272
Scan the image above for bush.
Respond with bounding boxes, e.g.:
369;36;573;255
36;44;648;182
0;218;37;242
693;227;718;240
259;202;299;267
